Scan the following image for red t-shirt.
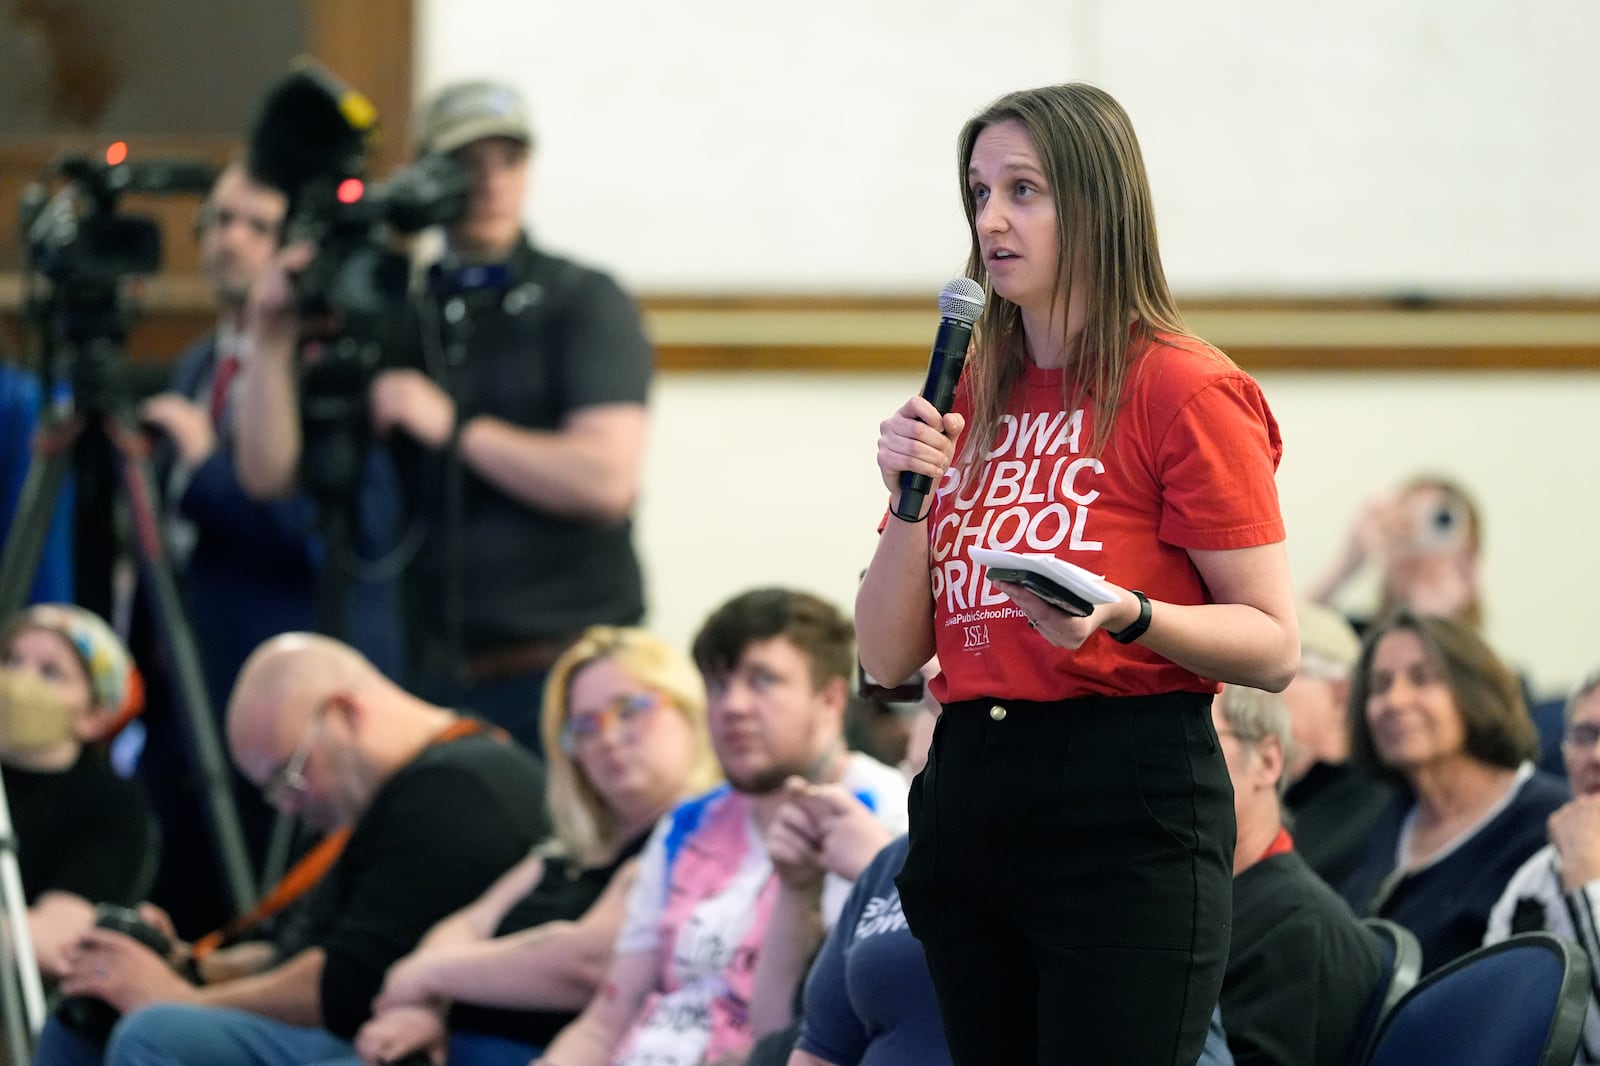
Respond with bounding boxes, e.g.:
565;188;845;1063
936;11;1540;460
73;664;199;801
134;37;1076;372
925;331;1286;704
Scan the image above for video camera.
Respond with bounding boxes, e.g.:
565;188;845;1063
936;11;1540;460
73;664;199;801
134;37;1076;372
18;147;216;404
246;59;469;334
244;60;469;507
22;148;216;288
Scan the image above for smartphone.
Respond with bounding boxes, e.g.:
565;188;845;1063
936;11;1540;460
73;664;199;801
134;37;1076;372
986;567;1096;617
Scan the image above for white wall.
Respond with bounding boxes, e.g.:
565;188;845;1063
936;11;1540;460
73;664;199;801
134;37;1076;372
420;0;1600;295
417;1;1600;691
639;371;1600;696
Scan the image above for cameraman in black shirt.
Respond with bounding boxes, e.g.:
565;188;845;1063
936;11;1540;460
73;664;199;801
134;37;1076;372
235;81;654;753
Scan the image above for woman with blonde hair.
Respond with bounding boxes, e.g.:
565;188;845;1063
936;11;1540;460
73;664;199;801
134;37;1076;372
858;82;1297;1064
340;626;720;1066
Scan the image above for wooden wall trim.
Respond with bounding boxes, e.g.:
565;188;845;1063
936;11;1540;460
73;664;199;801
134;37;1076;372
4;283;1598;372
306;0;415;178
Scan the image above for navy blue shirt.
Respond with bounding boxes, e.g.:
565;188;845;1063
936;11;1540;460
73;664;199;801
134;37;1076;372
1339;768;1569;974
162;334;404;694
797;836;951;1066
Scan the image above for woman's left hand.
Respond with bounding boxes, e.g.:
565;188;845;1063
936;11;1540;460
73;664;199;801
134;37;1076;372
373;950;436;1012
354;1003;447;1066
996;581;1139;649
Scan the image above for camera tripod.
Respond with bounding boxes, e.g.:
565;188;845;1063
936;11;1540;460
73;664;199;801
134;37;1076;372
0;735;46;1056
0;336;258;1045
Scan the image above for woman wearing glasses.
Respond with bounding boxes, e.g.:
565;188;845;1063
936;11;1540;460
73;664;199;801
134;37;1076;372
340;626;721;1066
1338;610;1567;974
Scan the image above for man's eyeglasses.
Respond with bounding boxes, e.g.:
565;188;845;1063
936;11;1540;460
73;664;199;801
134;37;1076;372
264;704;328;803
1563;723;1600;751
560;692;662;755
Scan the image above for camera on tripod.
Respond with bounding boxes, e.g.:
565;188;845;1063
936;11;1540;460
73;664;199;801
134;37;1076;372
18;146;216;405
22;147;216;287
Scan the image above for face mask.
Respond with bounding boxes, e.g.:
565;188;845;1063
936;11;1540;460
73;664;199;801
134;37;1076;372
0;668;74;752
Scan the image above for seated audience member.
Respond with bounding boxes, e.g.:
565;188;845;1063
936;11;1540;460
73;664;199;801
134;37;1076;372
782;681;946;1066
536;588;908;1066
1308;475;1483;634
341;627;721;1066
1338;610;1567;973
1486;667;1600;1062
34;632;549;1066
0;605;154;979
1214;685;1384;1066
1281;601;1400;888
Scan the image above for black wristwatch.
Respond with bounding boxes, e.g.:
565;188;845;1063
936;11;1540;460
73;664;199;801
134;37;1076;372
1108;590;1152;644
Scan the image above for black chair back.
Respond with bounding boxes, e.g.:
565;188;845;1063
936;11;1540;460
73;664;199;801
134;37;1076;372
1348;917;1423;1063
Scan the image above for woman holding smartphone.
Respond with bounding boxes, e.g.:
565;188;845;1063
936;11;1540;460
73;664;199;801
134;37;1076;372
856;83;1298;1065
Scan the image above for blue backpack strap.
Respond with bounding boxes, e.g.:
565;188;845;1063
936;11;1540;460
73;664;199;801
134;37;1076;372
662;784;729;880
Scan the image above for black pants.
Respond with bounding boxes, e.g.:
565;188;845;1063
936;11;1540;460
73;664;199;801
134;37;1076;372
896;692;1234;1066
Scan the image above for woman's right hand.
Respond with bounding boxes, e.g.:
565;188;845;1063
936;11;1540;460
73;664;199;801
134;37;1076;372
876;396;965;511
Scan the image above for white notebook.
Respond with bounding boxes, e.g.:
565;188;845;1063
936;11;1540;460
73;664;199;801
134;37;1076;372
969;547;1120;608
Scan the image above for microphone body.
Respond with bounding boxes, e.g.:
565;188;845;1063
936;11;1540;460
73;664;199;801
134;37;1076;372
894;279;985;521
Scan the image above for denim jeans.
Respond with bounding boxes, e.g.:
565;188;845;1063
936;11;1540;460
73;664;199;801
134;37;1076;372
33;1004;356;1066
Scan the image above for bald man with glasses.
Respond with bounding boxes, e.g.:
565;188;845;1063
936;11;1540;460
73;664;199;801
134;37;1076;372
36;633;549;1066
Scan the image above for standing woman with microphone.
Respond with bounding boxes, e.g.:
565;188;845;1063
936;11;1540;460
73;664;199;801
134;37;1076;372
856;83;1298;1065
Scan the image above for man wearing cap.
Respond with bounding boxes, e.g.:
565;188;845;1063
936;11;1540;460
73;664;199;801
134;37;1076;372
235;81;653;753
1281;600;1400;888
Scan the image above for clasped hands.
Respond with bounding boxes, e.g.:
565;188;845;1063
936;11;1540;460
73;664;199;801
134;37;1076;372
766;776;893;890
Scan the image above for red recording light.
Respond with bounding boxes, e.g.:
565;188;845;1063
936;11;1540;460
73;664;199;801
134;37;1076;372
336;178;365;204
105;141;129;166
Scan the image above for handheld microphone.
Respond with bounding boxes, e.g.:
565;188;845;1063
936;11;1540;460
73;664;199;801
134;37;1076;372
894;278;985;521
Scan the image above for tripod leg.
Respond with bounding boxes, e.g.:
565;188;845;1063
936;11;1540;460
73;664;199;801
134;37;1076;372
0;790;51;1044
0;425;74;619
111;421;259;915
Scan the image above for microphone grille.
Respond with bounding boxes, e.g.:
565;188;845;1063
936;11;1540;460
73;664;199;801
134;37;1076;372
938;277;986;323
